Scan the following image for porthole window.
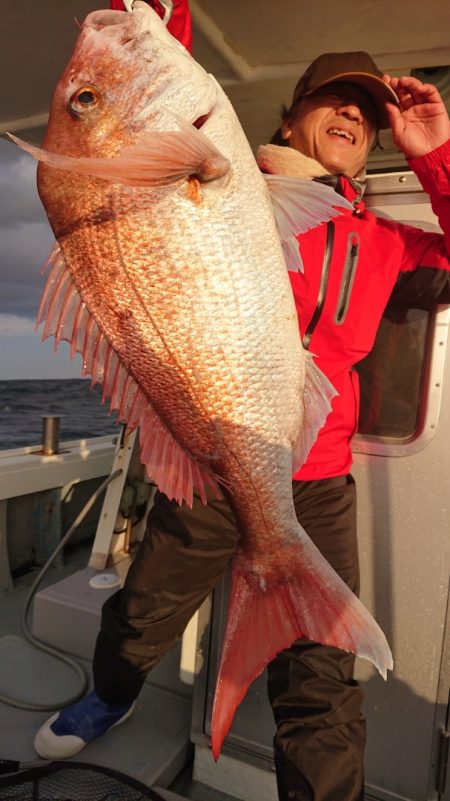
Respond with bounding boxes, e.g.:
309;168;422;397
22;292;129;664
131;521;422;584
353;173;449;457
356;308;432;439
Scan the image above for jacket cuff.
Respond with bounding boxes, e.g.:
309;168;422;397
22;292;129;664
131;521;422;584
407;138;450;195
407;139;450;171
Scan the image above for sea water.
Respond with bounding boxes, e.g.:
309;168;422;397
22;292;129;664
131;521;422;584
0;379;118;451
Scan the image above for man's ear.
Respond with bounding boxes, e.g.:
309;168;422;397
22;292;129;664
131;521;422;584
280;118;292;141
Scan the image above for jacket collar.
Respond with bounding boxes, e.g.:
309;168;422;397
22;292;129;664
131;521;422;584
314;173;366;213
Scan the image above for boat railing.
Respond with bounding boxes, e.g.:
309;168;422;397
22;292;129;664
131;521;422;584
0;434;118;592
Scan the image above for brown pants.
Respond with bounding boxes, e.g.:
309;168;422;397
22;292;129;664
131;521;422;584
93;476;365;801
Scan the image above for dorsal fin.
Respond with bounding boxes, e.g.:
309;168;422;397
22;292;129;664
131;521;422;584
39;245;223;507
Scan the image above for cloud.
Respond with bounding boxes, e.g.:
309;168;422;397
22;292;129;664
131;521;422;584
0;137;55;319
0;139;47;227
0;331;83;380
0;314;82;381
0;220;55;317
0;314;36;336
0;314;83;379
0;139;65;375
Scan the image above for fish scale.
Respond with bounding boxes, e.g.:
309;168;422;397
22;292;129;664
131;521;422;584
100;188;295;447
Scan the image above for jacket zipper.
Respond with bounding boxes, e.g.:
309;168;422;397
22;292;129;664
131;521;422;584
302;221;335;350
334;232;360;325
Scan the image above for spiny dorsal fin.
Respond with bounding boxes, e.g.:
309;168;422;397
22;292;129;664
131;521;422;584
39;245;223;507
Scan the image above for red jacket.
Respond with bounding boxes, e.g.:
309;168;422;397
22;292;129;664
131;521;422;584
293;139;450;480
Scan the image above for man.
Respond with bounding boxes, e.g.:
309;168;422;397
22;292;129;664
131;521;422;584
254;52;450;801
33;24;450;801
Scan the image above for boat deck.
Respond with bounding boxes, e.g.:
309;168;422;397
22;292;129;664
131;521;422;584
0;546;239;801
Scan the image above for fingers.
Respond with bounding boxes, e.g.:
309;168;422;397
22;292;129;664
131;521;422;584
383;101;405;143
384;101;402;122
383;74;443;108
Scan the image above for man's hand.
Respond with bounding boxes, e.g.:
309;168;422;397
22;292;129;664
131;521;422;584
383;74;450;159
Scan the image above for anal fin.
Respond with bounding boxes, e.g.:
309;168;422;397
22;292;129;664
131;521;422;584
292;349;337;474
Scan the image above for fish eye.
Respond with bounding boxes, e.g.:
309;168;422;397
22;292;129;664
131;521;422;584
69;86;100;115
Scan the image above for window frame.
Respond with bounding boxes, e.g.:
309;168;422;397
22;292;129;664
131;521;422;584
352;170;450;458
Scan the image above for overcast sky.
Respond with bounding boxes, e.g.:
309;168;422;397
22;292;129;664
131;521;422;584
0;137;82;380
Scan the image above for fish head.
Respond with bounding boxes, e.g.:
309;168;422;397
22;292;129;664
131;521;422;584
34;1;223;231
41;1;218;159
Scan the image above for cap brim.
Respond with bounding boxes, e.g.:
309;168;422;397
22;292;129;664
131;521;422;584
306;72;399;129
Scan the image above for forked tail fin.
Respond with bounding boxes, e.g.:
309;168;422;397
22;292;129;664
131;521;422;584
210;533;393;760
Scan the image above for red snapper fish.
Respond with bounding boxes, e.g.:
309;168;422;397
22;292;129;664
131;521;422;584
12;1;392;758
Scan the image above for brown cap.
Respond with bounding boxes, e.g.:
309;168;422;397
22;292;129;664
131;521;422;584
291;51;398;129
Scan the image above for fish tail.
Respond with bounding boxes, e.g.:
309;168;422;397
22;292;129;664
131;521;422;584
210;531;393;760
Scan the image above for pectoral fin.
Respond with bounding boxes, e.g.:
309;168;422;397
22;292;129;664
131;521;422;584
8;117;230;187
264;174;353;272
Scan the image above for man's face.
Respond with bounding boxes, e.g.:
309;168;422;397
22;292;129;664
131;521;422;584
281;82;378;177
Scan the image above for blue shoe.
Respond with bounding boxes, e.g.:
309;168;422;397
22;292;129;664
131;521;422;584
33;690;135;759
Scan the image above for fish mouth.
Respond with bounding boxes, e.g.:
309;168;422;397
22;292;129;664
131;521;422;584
85;4;218;136
84;9;134;31
84;5;151;39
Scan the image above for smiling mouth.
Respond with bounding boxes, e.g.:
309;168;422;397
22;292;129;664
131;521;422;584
327;127;355;144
